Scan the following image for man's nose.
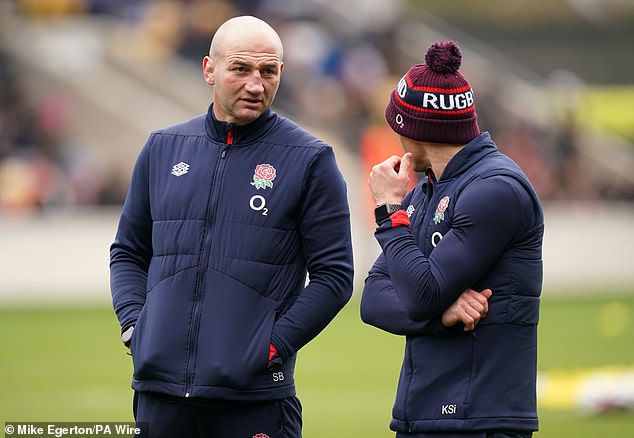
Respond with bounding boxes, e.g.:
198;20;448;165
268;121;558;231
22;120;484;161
245;72;264;93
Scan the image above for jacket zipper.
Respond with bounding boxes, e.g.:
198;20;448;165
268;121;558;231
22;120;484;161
183;126;233;397
462;330;478;409
412;175;433;241
226;128;233;146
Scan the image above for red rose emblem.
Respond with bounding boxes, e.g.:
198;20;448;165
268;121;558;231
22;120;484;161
251;164;277;190
254;164;276;181
437;196;450;213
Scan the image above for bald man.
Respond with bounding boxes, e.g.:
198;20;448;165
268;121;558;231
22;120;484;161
110;16;353;438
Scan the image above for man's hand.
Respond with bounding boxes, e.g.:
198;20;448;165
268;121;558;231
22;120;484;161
369;153;412;205
442;288;493;331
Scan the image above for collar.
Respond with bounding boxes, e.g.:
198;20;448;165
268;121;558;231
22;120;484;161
440;132;498;180
204;104;277;145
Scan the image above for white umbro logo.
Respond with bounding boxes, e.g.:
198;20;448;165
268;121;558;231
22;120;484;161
171;162;189;177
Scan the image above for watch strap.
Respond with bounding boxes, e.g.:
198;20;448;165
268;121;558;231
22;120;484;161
374;203;404;224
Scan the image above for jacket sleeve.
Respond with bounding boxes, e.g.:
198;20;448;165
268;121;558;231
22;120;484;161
109;140;153;332
269;146;354;360
360;188;451;336
374;176;527;322
361;252;452;336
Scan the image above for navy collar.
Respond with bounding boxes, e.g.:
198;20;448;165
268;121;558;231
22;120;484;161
204;104;277;145
440;132;498;180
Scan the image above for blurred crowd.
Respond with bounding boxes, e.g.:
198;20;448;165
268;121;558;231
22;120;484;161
0;46;126;213
2;0;633;215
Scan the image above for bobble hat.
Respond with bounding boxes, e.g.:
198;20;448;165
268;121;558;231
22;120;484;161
385;41;480;144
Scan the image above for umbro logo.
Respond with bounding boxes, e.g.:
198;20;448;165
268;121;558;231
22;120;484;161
171;162;189;176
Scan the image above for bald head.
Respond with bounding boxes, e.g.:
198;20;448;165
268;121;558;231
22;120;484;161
202;16;285;125
209;16;283;61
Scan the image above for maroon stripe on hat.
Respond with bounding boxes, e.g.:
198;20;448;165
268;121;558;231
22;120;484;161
405;74;472;93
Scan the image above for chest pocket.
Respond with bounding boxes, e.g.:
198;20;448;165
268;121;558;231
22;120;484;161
417;154;542;258
422;192;457;256
406;184;458;257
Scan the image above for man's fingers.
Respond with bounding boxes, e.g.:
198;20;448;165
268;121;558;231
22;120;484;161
445;288;494;331
464;288;492;314
385;155;402;171
463;315;476;331
399;153;412;176
464;304;482;320
372;156;398;172
458;295;488;330
479;289;492;316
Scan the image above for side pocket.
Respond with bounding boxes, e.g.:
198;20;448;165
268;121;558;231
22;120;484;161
129;303;146;360
194;277;281;389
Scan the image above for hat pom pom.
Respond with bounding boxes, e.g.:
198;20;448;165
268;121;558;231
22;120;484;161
425;41;462;74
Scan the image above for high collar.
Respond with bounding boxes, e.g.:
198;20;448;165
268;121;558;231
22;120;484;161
204;103;277;145
439;132;498;180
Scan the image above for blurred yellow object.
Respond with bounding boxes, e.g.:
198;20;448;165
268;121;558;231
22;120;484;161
0;157;39;211
597;301;630;338
538;366;634;414
579;86;634;142
17;0;88;16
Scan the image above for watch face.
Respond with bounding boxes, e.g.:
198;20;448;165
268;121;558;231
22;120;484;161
375;204;402;224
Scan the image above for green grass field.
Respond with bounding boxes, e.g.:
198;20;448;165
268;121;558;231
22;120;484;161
2;293;634;437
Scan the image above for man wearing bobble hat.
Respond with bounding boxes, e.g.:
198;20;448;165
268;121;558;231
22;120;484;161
361;41;544;438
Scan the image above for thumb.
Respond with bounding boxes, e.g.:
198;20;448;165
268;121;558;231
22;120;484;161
399;153;412;176
481;289;493;300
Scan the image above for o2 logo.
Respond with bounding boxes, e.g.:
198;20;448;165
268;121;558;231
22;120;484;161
431;231;443;247
395;114;404;129
249;195;268;216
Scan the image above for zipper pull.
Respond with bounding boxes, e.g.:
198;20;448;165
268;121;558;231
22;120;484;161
221;126;233;159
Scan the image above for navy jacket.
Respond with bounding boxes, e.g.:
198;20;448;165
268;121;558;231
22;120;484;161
110;105;353;401
361;132;543;433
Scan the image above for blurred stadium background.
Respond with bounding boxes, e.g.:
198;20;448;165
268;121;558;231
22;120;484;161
1;0;633;436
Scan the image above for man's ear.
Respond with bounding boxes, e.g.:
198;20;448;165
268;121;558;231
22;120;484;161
202;56;215;86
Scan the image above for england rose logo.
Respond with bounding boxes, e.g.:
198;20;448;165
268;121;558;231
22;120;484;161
433;196;450;224
251;163;276;190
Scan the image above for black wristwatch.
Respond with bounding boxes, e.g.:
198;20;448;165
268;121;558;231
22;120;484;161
374;203;403;224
